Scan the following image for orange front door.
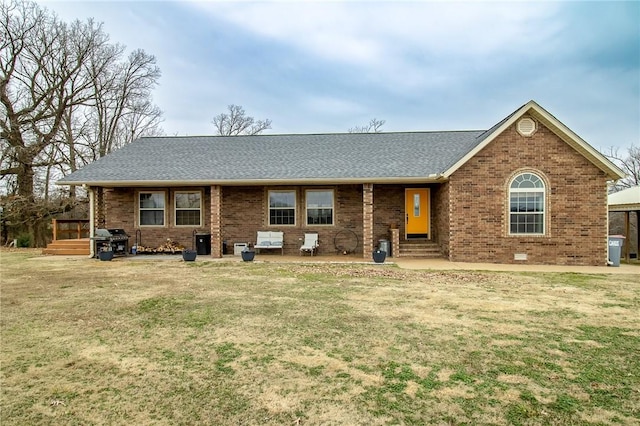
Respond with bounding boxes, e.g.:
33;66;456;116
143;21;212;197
405;189;430;238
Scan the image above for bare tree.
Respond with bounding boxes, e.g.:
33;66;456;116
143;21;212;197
212;104;271;136
54;47;163;200
83;48;162;159
1;1;109;201
0;0;163;245
348;118;385;133
605;143;639;191
0;1;113;244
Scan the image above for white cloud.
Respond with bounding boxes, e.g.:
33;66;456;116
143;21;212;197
187;1;561;94
34;0;639;149
191;3;558;60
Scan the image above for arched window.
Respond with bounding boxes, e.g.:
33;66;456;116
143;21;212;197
509;172;545;235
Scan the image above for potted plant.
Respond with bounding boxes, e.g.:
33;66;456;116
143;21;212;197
241;243;255;262
182;249;197;262
372;248;386;264
99;247;114;261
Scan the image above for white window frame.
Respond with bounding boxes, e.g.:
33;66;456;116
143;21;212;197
306;189;334;226
268;190;296;226
138;191;166;227
174;191;203;227
508;172;545;235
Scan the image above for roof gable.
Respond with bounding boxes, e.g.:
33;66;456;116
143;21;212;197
442;100;625;181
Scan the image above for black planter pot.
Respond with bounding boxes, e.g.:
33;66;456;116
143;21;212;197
241;250;255;262
99;251;114;261
182;249;197;262
372;249;386;263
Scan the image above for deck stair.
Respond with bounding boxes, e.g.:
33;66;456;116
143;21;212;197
42;239;91;256
397;239;442;258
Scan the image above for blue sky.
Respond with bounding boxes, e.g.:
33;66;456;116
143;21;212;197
40;1;639;152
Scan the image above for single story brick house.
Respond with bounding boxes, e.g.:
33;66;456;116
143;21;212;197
58;100;625;265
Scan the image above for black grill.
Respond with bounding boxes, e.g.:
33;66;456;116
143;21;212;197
92;228;129;257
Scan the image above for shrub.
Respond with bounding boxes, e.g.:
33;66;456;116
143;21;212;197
16;234;31;248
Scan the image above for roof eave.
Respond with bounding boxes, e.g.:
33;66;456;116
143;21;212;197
441;100;626;181
608;203;640;212
55;175;448;188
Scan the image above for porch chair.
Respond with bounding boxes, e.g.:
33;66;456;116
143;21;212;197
300;233;319;256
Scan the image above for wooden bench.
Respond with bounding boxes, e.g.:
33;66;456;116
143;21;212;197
254;231;284;255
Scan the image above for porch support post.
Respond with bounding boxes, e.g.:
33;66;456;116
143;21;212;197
96;187;105;228
624;211;630;262
210;185;222;258
390;228;400;258
88;187;96;258
363;183;374;258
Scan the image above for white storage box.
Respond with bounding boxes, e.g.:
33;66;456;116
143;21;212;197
234;243;248;255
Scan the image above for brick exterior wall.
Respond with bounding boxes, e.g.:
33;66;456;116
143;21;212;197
220;186;264;252
100;185;369;256
100;184;441;257
448;117;609;265
220;185;365;257
373;185;404;243
432;182;450;256
102;187;212;251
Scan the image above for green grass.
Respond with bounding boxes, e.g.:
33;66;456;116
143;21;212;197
1;250;639;425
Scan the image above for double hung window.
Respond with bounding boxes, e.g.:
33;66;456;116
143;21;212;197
306;190;334;225
269;191;296;225
139;192;165;226
175;191;202;226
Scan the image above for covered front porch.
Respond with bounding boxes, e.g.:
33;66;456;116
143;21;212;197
194;182;449;259
48;183;449;259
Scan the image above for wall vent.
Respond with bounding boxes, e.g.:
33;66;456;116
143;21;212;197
517;117;536;137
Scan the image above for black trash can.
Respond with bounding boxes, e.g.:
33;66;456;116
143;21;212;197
379;239;392;257
196;233;211;255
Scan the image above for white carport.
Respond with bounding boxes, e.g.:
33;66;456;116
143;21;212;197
608;186;640;262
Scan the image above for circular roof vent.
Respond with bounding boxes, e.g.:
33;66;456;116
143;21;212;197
517;117;537;137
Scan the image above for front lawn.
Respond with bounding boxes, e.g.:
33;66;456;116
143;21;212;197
1;251;638;425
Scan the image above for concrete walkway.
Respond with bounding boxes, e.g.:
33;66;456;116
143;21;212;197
35;251;639;274
392;257;639;274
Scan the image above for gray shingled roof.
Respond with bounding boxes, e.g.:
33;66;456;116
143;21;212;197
58;130;487;185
